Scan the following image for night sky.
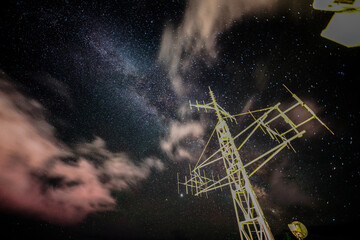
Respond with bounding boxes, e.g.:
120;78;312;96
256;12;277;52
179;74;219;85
0;1;359;240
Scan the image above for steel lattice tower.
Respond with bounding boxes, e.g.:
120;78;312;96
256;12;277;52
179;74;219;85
177;85;333;240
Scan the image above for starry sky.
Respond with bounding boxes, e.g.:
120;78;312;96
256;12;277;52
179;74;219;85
0;0;359;240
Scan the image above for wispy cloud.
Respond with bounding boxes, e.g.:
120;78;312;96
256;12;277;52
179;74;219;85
0;71;163;224
158;0;277;96
160;121;205;162
76;137;164;191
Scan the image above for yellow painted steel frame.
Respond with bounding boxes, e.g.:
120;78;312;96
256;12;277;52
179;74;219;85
178;85;333;240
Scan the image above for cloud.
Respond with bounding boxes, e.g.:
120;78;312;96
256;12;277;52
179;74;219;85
0;71;163;225
249;158;311;231
160;121;205;162
158;0;277;95
275;99;326;137
268;159;311;206
76;137;164;191
34;73;74;107
253;157;311;206
269;173;311;206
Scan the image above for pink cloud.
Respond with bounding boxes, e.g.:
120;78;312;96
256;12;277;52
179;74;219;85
0;71;163;224
276;99;326;137
160;121;205;162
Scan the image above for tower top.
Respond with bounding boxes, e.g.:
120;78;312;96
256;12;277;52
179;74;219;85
208;87;223;121
178;84;333;240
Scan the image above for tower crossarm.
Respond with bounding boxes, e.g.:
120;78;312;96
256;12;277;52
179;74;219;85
246;130;306;178
189;100;215;112
180;170;232;196
283;84;334;135
176;85;333;240
189;87;237;122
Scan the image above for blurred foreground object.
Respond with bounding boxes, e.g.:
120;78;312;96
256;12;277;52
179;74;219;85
288;221;308;240
313;0;360;47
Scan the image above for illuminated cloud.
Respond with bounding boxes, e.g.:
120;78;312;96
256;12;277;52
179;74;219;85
158;0;277;95
160;121;205;162
269;167;311;206
277;99;326;136
76;137;164;191
0;71;163;224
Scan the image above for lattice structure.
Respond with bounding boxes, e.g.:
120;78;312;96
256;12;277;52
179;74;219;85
177;85;333;240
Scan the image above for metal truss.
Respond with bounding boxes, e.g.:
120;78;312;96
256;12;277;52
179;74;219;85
177;85;333;240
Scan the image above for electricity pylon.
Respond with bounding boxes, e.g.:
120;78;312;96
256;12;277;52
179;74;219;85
177;85;333;240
